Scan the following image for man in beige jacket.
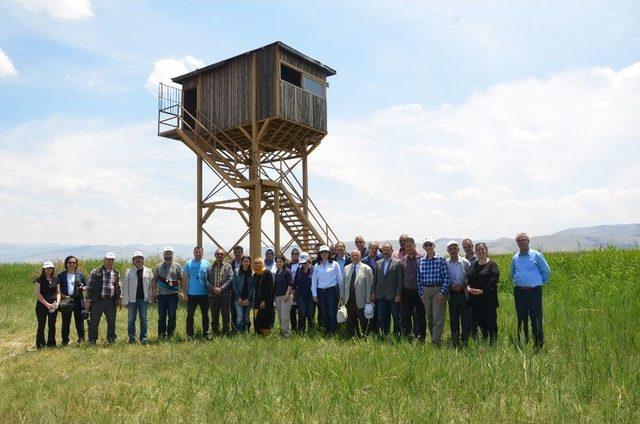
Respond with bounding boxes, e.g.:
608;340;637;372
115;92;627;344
340;249;373;337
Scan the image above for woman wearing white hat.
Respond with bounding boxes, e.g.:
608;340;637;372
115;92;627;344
34;261;61;348
312;245;342;336
122;251;154;344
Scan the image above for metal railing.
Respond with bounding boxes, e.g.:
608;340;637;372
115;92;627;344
157;82;338;246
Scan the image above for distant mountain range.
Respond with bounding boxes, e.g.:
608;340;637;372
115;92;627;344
1;224;638;263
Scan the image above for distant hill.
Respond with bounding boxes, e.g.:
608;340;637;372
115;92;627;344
1;224;638;263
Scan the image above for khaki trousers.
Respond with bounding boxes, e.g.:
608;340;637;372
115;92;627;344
421;286;447;345
275;295;292;336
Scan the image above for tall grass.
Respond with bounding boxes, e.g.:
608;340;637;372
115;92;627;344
0;248;638;422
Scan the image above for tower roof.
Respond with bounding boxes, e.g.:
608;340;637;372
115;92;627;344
172;41;336;84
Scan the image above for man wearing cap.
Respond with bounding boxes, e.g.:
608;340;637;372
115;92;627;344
86;252;121;344
206;248;233;336
417;238;450;346
400;238;426;340
373;242;403;338
446;241;471;347
152;246;183;338
122;252;153;344
511;232;551;349
341;249;373;338
183;246;211;338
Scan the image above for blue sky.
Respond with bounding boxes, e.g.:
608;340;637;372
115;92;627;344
0;0;639;247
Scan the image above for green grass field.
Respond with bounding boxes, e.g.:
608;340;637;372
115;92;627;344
1;248;639;422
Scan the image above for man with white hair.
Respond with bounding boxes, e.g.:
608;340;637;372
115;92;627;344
446;241;471;347
122;251;153;344
86;252;121;344
340;249;373;337
152;246;183;338
511;232;550;349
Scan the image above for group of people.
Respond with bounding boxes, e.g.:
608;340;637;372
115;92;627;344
33;232;550;349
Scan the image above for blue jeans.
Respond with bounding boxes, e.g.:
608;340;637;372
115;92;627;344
378;298;401;337
233;300;251;333
157;294;178;337
296;296;315;333
127;300;148;342
317;286;338;335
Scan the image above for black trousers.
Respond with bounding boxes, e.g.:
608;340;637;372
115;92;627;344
470;299;497;345
514;286;544;347
449;291;470;346
401;288;426;340
186;295;209;337
209;294;230;335
35;301;57;348
89;298;117;343
345;297;367;338
60;297;85;343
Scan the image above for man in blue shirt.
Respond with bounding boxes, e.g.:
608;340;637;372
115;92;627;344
510;232;551;349
417;238;450;346
183;246;211;338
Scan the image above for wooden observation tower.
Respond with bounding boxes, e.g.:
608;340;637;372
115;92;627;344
157;42;338;258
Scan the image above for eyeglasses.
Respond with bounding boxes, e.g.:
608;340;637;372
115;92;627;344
423;243;434;247
68;261;77;265
516;239;528;243
215;253;224;256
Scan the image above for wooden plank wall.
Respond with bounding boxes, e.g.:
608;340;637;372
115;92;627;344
257;45;277;121
280;81;327;132
198;56;252;130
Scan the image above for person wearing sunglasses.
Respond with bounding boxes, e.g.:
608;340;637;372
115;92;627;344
57;255;87;345
206;248;233;336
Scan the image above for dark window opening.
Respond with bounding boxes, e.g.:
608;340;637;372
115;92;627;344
183;88;197;129
281;64;301;87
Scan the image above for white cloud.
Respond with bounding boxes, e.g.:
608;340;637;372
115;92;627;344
310;62;640;241
11;0;94;20
146;56;204;94
0;47;18;77
0;117;198;244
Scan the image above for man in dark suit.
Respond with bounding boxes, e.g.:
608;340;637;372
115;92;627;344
372;243;403;338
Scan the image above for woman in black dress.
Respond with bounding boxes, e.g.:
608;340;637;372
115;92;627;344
252;257;275;336
467;242;499;345
34;261;61;348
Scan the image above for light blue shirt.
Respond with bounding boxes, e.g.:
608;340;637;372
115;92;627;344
336;256;347;274
510;249;550;287
185;259;211;296
311;260;342;297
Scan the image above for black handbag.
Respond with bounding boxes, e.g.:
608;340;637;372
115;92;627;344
58;297;73;312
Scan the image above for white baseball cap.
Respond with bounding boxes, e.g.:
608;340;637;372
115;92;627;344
105;252;116;259
318;245;330;253
447;240;459;248
163;246;174;253
42;261;54;269
132;251;144;259
422;238;435;246
298;251;310;264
